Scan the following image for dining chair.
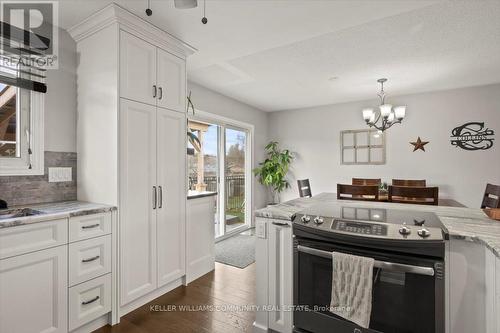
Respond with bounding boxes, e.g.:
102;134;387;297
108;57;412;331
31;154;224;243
337;184;379;201
297;179;312;198
481;183;500;209
392;179;426;187
352;178;381;186
388;185;439;205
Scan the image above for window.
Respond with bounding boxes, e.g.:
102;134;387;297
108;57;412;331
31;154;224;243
341;129;386;165
0;78;44;175
0;21;47;175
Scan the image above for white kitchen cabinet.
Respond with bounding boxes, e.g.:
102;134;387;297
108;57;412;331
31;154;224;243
120;32;157;106
0;245;68;333
267;220;293;333
69;274;112;331
486;248;497;333
157;48;186;112
120;31;186;113
119;99;187;305
157;108;186;287
449;239;486;333
448;238;500;333
186;195;216;283
0;218;67;259
69;235;112;287
69;213;112;242
119;99;158;305
70;3;194;317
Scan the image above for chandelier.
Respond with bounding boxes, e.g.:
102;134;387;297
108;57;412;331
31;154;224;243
362;78;406;132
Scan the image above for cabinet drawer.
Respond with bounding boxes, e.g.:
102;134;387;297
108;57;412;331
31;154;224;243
69;274;111;331
0;219;68;259
69;235;111;286
69;213;111;242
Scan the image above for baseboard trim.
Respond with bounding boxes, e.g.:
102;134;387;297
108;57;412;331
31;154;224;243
71;314;110;333
253;321;269;333
119;277;184;317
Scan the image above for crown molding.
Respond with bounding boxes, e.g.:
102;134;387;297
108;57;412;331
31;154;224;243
68;2;197;58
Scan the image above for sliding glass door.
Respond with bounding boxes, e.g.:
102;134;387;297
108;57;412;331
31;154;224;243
223;127;248;235
187;119;250;239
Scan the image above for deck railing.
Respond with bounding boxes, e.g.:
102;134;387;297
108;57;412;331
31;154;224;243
188;174;245;210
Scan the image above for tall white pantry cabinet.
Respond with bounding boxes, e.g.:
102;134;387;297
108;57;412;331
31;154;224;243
69;3;196;318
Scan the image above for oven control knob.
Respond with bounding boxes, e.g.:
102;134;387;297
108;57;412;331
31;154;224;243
301;215;311;223
313;216;324;225
418;228;431;238
399;225;411;236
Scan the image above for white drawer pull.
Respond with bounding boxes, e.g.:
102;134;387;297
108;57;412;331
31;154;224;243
82;255;100;263
81;296;100;305
82;223;100;230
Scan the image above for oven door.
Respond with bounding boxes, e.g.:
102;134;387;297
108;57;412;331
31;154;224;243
293;238;445;333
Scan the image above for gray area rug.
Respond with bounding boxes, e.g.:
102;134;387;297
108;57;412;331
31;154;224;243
215;234;256;268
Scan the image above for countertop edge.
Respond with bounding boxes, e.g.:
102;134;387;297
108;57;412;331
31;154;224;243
187;192;218;200
0;201;117;229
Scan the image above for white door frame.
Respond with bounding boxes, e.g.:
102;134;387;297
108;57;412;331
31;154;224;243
188;110;254;240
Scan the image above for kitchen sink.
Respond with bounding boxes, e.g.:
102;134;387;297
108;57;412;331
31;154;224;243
0;208;44;220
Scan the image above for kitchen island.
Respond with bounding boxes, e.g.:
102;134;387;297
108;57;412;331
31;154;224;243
253;193;500;333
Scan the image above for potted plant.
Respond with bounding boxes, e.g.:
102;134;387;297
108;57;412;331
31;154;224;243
253;141;293;205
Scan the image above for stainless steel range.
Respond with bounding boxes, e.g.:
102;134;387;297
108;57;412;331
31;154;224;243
292;203;447;333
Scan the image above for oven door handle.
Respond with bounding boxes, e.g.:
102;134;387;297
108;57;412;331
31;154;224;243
297;245;435;276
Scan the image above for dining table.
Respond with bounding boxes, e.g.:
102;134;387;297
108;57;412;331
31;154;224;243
366;189;466;207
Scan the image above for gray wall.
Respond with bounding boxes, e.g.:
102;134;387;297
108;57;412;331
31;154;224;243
269;84;500;208
45;28;77;153
187;81;270;212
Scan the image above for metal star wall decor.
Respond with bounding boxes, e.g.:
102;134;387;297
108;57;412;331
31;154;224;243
410;137;429;152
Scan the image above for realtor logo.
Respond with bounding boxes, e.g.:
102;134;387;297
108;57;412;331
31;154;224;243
450;121;495;151
1;0;58;69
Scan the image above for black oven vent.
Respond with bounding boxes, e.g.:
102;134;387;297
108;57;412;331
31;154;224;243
434;262;444;280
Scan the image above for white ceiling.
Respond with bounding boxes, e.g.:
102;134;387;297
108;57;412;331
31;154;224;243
59;0;500;111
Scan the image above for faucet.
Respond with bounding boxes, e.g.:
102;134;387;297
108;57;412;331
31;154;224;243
0;199;7;209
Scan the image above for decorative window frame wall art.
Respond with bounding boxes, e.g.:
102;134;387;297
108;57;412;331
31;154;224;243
340;129;386;165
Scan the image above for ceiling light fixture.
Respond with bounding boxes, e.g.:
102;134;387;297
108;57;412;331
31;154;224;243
174;0;198;9
362;78;406;132
201;0;207;24
145;0;152;16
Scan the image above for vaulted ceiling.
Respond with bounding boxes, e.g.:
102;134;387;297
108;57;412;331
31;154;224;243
59;0;500;111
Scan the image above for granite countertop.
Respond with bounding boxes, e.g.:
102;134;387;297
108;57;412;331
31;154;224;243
255;192;500;258
0;201;117;229
187;190;217;200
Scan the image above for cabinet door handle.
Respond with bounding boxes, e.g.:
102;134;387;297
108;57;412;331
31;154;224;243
81;296;100;305
158;186;163;208
153;186;157;209
158;87;163;100
82;255;100;263
82;223;99;229
153;85;157;98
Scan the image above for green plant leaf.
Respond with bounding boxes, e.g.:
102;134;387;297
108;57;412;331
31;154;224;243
253;141;294;194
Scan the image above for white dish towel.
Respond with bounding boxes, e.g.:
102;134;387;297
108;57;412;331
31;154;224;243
330;251;375;328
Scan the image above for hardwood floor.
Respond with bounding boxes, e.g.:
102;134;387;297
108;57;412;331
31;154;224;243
95;263;256;333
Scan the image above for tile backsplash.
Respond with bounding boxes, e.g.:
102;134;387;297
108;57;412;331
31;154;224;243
0;151;77;207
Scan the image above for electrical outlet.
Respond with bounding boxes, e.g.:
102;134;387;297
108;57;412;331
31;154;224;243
48;167;72;182
256;220;267;239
